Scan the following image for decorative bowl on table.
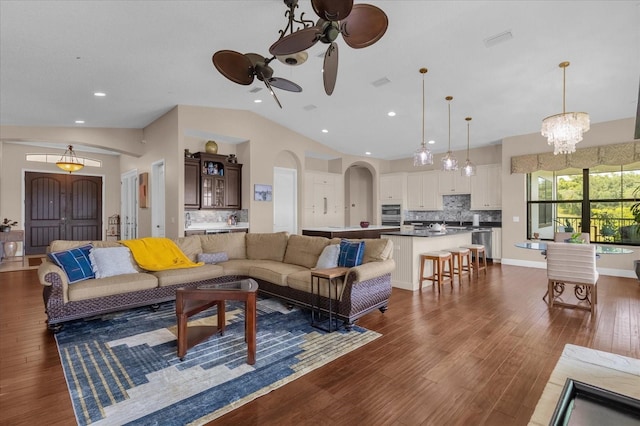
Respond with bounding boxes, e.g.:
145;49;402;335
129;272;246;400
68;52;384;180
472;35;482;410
360;221;370;228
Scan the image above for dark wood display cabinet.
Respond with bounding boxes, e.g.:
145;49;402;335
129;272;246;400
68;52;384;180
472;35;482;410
184;153;242;210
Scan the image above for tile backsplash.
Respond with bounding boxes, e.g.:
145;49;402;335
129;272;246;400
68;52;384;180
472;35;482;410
405;194;502;223
185;209;248;226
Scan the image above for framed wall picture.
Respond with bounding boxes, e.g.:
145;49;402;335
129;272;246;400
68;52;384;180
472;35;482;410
139;172;149;208
254;184;272;201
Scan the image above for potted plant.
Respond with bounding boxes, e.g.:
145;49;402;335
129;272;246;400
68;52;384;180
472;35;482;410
595;211;617;238
555;218;574;233
0;218;17;232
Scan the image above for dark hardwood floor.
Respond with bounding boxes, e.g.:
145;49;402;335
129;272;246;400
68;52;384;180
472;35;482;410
1;265;638;425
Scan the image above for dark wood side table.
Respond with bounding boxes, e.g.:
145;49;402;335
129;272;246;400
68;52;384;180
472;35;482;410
310;267;349;332
175;278;258;364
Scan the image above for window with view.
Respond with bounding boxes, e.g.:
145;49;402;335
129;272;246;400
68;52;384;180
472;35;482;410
527;162;640;245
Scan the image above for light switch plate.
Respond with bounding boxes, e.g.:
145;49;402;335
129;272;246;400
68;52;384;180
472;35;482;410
513;216;519;222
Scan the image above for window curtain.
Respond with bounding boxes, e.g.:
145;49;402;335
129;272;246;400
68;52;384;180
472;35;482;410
510;141;640;173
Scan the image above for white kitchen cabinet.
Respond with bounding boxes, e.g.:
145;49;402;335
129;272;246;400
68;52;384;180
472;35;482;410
407;171;442;210
492;227;502;260
380;173;406;205
470;164;502;210
304;172;344;227
438;170;471;195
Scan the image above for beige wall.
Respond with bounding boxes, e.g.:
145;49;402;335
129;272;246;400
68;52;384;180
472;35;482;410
501;117;638;277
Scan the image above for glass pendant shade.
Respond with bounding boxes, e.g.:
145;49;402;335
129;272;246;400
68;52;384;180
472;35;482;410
414;142;433;166
541;61;590;155
442;96;458;171
56;145;84;173
462;116;476;176
413;67;433;166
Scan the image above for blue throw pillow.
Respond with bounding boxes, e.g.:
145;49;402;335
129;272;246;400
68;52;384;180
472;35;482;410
337;239;365;268
48;244;95;284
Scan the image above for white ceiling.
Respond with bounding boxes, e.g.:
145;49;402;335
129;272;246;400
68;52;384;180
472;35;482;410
1;1;638;160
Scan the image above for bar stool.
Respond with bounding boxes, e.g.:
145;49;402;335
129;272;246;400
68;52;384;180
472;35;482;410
445;247;471;282
419;251;453;291
461;244;487;277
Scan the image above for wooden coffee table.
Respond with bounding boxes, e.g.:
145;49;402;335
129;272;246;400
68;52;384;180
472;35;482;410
175;278;258;364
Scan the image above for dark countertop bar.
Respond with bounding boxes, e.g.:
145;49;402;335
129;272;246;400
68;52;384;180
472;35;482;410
382;229;474;238
404;221;502;228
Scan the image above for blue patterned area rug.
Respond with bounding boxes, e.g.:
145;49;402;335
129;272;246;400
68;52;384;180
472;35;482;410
54;298;380;425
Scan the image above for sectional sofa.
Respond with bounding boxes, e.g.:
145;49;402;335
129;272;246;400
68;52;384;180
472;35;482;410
37;232;395;331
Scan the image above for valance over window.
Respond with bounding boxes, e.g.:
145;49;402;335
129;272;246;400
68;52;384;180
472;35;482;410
510;141;640;173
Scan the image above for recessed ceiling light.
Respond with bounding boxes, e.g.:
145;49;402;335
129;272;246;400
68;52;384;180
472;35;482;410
321;129;328;133
75;120;85;124
387;111;396;117
254;99;262;103
94;92;106;97
428;140;435;145
365;152;371;155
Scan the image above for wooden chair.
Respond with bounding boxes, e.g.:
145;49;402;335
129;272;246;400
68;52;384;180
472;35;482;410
545;242;599;314
444;247;471;283
419;251;453;291
461;244;487;276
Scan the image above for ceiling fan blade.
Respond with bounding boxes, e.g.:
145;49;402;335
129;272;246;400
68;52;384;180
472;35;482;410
341;4;388;49
262;73;283;109
312;0;353;21
269;26;321;56
323;42;338;96
269;77;303;93
212;50;254;85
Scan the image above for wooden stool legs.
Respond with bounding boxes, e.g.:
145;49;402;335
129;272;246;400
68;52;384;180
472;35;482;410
419;252;453;291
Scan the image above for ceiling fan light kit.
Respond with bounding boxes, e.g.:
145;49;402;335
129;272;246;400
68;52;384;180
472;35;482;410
413;67;433;167
541;61;590;155
442;96;458;171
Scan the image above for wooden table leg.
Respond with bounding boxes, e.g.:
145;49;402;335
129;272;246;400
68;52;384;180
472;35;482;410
246;292;256;365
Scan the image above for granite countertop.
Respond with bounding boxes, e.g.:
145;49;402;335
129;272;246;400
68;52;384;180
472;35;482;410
404;221;502;228
302;225;400;232
382;228;474;238
186;222;249;231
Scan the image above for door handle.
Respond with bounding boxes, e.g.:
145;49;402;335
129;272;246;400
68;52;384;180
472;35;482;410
324;197;327;214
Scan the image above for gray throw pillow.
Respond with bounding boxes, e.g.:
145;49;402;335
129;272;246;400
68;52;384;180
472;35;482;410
314;244;340;269
197;252;229;264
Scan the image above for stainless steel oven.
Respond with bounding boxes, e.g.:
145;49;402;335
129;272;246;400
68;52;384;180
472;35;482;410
381;204;401;226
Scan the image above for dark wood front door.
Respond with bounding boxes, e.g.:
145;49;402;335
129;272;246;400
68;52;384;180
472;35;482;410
25;172;102;255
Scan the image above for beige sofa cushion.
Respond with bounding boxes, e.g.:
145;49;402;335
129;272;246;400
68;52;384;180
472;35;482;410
283;234;331;268
173;235;202;262
68;273;158;302
153;264;224;287
246;232;289;261
249;260;307;286
49;240;122;252
217;259;253;276
199;232;247;259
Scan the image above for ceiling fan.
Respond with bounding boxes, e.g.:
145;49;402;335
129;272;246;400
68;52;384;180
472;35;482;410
212;51;302;109
269;0;388;95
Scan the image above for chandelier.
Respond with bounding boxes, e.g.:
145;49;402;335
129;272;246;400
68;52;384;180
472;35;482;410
441;96;458;171
413;68;433;166
461;117;476;177
541;61;590;155
56;145;84;173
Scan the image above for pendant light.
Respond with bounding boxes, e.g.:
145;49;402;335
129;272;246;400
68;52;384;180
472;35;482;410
441;96;458;171
56;145;84;173
461;117;476;177
541;61;590;155
413;67;433;166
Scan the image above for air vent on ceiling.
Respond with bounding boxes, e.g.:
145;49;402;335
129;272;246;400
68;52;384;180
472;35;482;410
371;77;391;88
484;30;513;48
303;104;317;111
249;87;262;93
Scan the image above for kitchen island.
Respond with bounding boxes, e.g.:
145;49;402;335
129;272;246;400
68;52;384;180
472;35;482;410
382;229;473;291
302;225;400;239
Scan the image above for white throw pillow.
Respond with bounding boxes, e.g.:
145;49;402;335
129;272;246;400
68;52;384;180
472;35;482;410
89;247;138;278
314;244;340;270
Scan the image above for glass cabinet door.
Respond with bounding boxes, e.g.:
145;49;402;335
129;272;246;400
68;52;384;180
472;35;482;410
202;176;213;208
214;177;225;207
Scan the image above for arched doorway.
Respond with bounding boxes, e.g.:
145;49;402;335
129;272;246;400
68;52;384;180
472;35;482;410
344;163;375;227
